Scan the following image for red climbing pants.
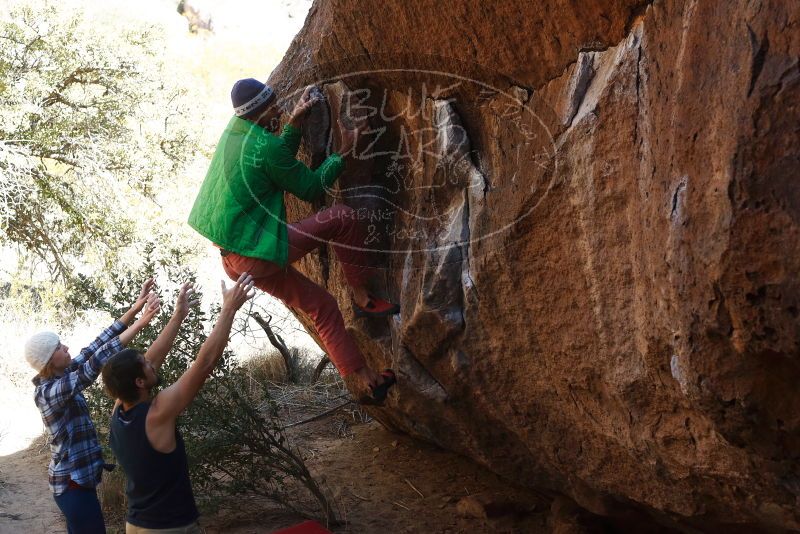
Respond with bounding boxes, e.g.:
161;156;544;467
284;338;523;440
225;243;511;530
220;204;371;377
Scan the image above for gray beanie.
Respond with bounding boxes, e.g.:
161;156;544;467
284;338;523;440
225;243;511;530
24;331;60;372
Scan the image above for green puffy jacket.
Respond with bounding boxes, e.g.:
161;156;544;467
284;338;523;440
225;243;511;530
188;117;344;266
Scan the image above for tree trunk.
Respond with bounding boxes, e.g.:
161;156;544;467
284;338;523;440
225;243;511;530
311;355;331;384
251;312;294;383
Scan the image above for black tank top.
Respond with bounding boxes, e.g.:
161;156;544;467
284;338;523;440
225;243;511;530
110;402;199;529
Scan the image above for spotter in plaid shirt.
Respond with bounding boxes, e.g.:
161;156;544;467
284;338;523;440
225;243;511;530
32;320;126;495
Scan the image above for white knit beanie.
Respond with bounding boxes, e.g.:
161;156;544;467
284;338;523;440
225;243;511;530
24;331;60;372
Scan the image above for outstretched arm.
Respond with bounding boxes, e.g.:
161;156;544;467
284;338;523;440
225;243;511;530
37;295;160;411
144;282;199;372
149;273;254;424
68;279;157;370
266;118;362;201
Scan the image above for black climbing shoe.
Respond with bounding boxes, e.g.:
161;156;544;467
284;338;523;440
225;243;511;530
360;369;396;406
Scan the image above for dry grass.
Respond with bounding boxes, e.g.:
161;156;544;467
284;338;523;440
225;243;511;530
240;347;370;433
239;348;356;425
267;381;371;433
235;346;368;426
241;346;333;386
241;350;289;384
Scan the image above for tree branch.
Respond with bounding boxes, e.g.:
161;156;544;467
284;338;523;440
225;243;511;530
311;355;331;384
251;311;295;383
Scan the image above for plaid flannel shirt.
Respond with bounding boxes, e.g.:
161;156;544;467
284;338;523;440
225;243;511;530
32;320;126;495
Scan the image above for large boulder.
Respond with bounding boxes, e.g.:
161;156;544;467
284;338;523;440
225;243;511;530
268;0;800;530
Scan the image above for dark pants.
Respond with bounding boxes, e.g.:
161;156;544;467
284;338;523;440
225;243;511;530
53;486;106;534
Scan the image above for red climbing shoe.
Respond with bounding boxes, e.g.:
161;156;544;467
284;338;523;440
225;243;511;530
353;294;400;318
360;369;397;406
271;520;332;534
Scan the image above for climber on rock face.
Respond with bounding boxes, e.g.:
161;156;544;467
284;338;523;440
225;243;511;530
188;78;398;403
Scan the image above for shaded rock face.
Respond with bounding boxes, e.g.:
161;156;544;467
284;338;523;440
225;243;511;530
269;0;800;530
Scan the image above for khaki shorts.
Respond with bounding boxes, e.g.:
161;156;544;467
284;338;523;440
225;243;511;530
125;521;202;534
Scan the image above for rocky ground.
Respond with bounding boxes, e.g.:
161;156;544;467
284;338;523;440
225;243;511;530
0;435;63;533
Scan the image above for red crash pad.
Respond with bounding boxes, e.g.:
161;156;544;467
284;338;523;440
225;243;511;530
271;520;333;534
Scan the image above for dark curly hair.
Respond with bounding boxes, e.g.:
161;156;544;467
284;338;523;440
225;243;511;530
102;348;145;403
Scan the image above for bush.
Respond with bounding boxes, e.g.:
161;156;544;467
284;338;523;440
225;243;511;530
188;366;335;522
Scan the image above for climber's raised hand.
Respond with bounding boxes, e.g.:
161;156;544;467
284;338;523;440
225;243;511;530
288;85;317;128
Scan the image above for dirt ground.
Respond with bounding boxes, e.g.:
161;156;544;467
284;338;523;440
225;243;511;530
0;410;552;533
0;435;64;533
203;410;552;533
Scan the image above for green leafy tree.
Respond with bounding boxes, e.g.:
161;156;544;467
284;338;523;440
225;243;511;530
0;1;198;280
